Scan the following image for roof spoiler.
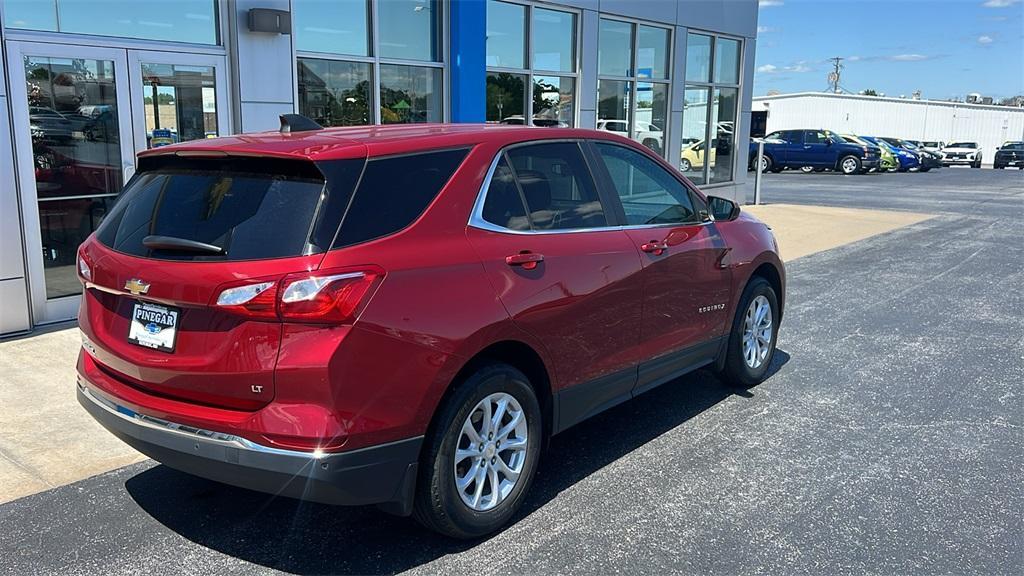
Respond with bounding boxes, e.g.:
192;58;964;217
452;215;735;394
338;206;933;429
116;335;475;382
279;113;323;134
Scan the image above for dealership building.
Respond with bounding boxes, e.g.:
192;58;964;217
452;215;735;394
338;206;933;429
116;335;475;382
0;0;759;335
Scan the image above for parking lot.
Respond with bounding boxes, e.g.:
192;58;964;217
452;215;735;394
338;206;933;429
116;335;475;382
1;167;1021;575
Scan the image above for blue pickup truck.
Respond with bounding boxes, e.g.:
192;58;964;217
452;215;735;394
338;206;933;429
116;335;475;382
750;129;881;175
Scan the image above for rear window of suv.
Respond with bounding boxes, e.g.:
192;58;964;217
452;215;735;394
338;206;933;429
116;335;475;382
96;156;355;261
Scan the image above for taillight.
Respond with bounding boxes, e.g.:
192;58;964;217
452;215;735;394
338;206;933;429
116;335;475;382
213;267;382;324
279;269;381;324
77;249;93;283
215;281;278;319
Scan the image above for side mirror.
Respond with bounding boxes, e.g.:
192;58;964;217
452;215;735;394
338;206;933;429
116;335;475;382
708;196;740;222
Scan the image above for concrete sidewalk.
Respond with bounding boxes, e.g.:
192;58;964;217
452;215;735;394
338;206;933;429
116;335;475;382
0;203;932;505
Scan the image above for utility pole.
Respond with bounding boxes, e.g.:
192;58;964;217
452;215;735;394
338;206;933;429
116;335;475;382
827;57;843;94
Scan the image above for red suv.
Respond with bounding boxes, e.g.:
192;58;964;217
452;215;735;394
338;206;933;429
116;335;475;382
77;117;784;538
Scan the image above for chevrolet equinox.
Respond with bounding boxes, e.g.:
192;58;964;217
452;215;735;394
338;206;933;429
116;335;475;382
77;116;785;538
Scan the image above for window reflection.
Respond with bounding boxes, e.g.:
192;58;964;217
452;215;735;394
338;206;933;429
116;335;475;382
380;64;442;123
377;0;442;62
709;88;737;184
597;80;631;135
633;82;667;154
298;58;372;127
24;56;123;299
685;33;712;83
293;0;370;56
487;72;527;124
598;19;633;77
5;0;219;44
680;87;710;184
532;8;575;72
486;1;526;69
141;64;218;148
532;76;574;127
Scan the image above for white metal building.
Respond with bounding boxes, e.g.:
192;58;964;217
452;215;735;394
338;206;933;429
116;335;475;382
753;92;1024;165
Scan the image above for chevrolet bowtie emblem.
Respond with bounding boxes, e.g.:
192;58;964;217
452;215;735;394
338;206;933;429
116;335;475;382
124;278;150;296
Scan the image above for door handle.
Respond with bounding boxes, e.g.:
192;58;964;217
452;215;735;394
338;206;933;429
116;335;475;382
506;252;544;270
804;145;812;149
641;241;668;255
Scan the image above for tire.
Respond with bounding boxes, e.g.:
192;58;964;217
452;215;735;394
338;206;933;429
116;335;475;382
643;139;662;155
680;158;692;172
919;167;931;173
799;166;814;174
756;154;773;173
413;363;543;539
716;276;780;388
972;158;982;169
839;155;861;175
994;165;1004;169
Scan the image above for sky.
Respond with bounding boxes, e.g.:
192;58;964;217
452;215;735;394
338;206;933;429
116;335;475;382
753;0;1024;101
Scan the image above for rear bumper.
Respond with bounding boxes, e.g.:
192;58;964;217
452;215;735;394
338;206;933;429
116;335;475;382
77;381;422;514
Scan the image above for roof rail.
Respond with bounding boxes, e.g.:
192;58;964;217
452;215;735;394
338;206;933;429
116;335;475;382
279;114;323;134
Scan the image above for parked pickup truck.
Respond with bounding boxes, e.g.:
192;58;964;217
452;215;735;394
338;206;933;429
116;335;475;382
751;129;881;175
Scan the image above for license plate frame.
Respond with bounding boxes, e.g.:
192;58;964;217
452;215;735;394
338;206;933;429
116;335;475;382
127;302;180;353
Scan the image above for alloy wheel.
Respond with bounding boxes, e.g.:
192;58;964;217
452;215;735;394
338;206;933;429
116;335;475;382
453;392;529;512
742;295;773;369
841;157;859;174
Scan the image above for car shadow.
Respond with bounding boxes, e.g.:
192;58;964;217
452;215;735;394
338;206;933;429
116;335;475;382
126;350;791;574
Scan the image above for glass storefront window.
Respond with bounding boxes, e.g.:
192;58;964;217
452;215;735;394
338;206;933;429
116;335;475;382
597;80;631;134
24;56;123;298
681;32;741;185
486;2;578;128
4;0;219;45
486;1;526;69
532;76;574;127
380;64;442;124
293;0;370;56
637;25;670;80
297;58;372;127
709;87;737;184
377;0;442;62
599;19;671;156
680;87;710;184
532;8;575;73
685;33;712;83
714;38;741;85
140;64;218;148
634;82;668;155
487;72;527;123
598;19;633;77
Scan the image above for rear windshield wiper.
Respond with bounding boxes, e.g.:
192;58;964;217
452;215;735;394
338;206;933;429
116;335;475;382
142;235;224;255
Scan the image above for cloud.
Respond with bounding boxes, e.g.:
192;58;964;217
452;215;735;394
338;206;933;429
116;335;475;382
759;0;784;7
977;35;994;44
757;62;812;74
887;54;930;61
982;0;1018;7
846;55;863;62
757;26;777;34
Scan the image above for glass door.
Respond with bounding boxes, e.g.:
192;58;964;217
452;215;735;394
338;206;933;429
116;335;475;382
8;42;136;324
9;43;231;325
127;50;230;160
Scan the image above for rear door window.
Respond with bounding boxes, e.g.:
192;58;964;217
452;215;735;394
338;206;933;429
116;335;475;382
96;157;339;261
481;156;530;231
332;148;469;248
505;142;609;231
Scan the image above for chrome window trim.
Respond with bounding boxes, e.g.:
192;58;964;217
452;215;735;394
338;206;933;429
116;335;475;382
467;139;712;236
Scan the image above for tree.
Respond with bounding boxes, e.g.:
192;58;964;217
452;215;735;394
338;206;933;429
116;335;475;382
861;89;878;96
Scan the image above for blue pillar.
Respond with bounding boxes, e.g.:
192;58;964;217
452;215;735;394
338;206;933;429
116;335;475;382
449;0;487;123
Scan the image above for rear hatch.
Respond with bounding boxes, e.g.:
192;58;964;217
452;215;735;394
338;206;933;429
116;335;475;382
79;153;364;410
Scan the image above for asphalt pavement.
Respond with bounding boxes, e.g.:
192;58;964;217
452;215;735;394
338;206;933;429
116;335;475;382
1;167;1021;575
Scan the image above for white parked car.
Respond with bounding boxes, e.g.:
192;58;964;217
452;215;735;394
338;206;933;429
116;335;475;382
597;119;663;154
919;141;945;154
940;142;982;168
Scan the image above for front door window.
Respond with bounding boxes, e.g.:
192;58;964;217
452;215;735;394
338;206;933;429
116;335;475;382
23;55;123;299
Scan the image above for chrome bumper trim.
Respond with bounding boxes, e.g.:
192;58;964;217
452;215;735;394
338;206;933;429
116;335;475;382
77;382;325;459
